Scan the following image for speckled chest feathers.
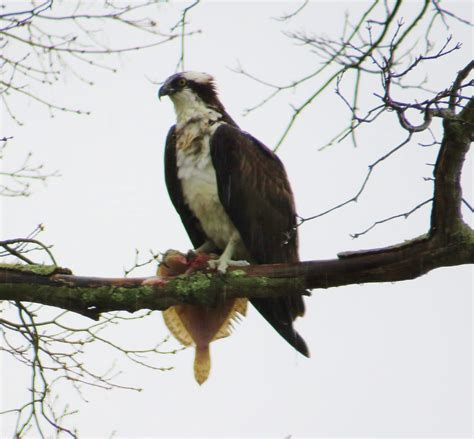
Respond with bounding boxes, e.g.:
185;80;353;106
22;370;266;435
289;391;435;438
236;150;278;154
175;117;244;254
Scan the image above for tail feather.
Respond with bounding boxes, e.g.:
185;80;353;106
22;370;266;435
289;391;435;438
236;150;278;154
251;296;310;357
194;345;211;385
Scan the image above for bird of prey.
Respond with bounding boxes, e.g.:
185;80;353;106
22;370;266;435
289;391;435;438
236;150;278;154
158;71;309;359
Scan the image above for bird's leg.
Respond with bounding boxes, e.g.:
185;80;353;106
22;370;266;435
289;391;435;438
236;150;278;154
187;240;217;265
194;240;216;254
208;232;249;273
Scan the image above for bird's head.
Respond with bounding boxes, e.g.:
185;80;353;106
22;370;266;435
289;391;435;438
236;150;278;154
158;71;217;103
158;72;225;123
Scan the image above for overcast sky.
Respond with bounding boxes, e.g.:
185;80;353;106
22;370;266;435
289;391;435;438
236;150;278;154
1;1;472;438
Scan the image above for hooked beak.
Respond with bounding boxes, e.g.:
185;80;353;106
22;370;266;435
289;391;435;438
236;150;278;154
158;83;171;100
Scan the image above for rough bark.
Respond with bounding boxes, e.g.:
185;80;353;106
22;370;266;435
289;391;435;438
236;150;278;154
0;224;472;320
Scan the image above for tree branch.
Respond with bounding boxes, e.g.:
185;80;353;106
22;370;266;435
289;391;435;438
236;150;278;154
1;227;472;319
431;71;473;237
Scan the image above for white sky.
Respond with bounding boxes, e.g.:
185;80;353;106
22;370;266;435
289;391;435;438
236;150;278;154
1;1;472;438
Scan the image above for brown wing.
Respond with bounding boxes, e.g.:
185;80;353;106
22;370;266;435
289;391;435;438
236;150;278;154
210;124;309;357
164;126;208;249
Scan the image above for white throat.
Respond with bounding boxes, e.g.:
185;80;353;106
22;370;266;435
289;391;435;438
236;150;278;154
170;89;221;128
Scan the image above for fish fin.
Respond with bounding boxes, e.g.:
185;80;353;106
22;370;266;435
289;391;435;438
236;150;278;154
162;307;193;347
194;345;211;385
213;298;248;341
234;298;248;316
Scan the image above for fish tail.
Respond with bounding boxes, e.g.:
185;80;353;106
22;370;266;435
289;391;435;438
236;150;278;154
194;345;211;385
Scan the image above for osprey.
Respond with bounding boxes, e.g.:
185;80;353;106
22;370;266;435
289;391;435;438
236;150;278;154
159;71;309;357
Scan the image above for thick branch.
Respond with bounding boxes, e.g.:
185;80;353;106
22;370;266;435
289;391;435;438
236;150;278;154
431;95;474;236
0;229;472;319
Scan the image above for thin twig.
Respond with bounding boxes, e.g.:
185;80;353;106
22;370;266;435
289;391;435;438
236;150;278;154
351;198;433;238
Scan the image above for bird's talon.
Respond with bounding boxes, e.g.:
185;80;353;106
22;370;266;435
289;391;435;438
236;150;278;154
218;262;228;274
229;260;250;267
208;258;249;273
207;259;219;271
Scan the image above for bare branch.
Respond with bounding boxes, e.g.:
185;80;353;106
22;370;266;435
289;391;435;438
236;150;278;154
462;198;473;212
299;133;412;223
0;1;196;121
173;0;200;72
0;227;472;314
449;60;474;110
123;248;161;277
238;0;471;150
273;0;309;22
0;227;176;437
0;139;60;197
351;198;433;238
431;0;474;27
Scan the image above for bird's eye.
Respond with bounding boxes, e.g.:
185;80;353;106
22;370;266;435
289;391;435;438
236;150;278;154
177;78;187;87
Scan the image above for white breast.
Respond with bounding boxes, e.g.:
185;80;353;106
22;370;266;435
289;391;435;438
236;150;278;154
176;122;239;251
